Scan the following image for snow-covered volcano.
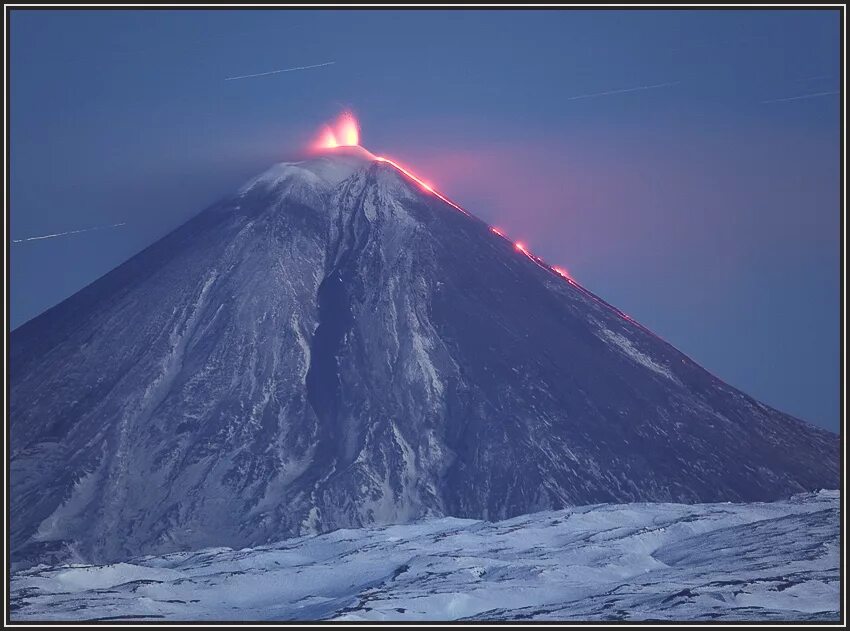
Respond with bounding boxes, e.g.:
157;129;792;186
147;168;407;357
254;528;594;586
9;146;839;567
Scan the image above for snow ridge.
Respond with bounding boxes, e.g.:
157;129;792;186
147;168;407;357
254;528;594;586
11;492;839;622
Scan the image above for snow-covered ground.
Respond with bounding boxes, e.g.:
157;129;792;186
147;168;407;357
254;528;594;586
10;491;839;622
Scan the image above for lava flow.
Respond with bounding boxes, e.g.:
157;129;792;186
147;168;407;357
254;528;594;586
552;266;571;280
373;156;470;216
307;111;657;336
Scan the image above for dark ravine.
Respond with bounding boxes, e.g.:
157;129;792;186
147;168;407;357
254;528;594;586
9;149;839;567
306;271;354;452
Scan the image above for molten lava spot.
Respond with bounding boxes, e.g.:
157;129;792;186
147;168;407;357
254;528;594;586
552;266;571;280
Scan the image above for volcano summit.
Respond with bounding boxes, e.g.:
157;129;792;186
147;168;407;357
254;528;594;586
9;123;839;567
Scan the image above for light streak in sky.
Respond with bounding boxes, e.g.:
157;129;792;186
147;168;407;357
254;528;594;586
762;90;839;104
11;222;127;244
564;81;680;101
225;61;335;81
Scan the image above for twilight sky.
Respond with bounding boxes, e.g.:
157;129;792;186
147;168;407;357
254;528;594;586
9;9;841;430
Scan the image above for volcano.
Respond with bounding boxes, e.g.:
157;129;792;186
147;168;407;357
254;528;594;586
9;134;839;567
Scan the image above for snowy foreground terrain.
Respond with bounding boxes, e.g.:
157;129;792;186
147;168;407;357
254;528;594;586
11;491;839;622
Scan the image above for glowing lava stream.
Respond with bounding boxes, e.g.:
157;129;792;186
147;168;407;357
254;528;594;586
374;153;660;336
308;111;660;338
373;156;471;217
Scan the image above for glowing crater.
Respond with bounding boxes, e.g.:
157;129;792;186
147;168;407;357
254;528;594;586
311;111;360;150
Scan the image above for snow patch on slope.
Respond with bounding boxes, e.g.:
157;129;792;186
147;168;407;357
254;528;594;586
597;328;679;383
241;149;376;197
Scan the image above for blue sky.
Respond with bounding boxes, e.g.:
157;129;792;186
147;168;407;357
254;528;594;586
9;9;841;430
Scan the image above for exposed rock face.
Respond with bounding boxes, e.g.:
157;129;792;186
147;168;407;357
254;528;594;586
10;149;839;566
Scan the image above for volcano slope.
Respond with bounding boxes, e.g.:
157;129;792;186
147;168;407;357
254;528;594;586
9;148;839;566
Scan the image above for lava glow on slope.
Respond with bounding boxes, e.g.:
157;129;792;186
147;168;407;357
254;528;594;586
306;111;654;335
373;156;470;216
552;266;571;280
